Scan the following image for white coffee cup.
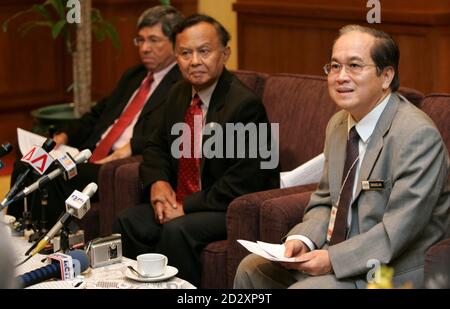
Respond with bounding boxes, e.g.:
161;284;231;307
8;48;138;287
136;253;168;277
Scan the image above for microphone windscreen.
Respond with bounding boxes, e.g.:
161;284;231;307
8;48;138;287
74;149;92;163
82;183;98;198
42;138;56;152
67;250;89;273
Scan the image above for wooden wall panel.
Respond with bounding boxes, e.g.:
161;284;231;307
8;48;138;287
0;0;197;146
0;1;69;112
235;0;450;94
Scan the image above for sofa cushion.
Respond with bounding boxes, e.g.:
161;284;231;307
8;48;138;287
424;238;450;288
262;74;340;171
233;70;268;99
398;86;424;108
421;94;450;152
201;240;228;289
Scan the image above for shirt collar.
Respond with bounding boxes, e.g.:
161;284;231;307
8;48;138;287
151;62;177;84
347;93;391;143
191;81;218;109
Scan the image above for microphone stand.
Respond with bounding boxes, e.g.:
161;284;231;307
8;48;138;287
60;226;70;253
22;197;36;241
38;187;48;237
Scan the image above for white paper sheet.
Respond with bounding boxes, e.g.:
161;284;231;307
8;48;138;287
237;239;296;262
280;153;325;188
17;128;79;159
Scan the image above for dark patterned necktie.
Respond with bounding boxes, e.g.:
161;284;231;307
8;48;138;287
329;126;360;245
176;94;203;204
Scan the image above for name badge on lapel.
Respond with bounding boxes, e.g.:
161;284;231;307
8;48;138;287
326;203;339;243
361;180;385;191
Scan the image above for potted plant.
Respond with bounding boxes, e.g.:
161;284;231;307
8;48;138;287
2;0;121;133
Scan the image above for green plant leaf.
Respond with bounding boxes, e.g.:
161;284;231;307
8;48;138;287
32;4;51;20
49;0;65;19
102;21;121;50
51;19;67;39
160;0;171;5
92;24;106;42
91;8;102;23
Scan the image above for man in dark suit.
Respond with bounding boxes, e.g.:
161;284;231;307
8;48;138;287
8;5;183;229
113;14;279;286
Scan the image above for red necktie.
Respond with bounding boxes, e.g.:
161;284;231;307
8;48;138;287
90;73;153;162
176;94;203;204
329;126;360;245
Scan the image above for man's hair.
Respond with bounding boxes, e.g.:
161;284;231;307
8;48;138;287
172;14;231;47
137;5;183;39
336;25;400;91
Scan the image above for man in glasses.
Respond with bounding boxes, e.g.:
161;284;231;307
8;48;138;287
235;24;449;289
8;5;183;231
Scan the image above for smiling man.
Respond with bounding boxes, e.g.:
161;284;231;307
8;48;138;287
113;14;279;286
234;25;449;289
8;5;183;231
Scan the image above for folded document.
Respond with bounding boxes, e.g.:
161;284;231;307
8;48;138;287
280;153;325;188
17;128;79;159
237;239;296;262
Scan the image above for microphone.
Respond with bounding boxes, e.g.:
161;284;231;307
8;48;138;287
7;149;92;206
0;138;55;207
0;143;13;158
17;250;89;288
30;182;98;256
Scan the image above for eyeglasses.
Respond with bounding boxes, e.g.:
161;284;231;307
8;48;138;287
323;62;377;76
133;36;168;47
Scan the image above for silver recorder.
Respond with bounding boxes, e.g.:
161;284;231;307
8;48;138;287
87;234;122;268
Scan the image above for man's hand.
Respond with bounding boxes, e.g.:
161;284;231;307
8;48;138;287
284;239;310;258
53;132;68;149
280;239;310;270
150;181;178;223
285;250;333;276
94;143;132;164
161;201;184;223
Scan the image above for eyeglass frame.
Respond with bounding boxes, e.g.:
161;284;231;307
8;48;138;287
323;61;378;76
133;35;169;47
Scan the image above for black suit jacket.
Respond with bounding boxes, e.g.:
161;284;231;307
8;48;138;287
140;69;280;213
65;64;181;154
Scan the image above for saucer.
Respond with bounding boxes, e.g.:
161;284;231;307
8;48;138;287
125;266;178;282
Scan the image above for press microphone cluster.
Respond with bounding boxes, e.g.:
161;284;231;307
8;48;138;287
17;250;89;288
0;138;55;208
2;149;92;209
30;182;98;256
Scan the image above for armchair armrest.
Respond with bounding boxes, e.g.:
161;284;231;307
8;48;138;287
260;190;314;243
424;238;450;288
97;156;142;235
226;184;316;286
114;161;146;216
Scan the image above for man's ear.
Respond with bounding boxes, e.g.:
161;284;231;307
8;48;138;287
223;46;231;62
383;66;395;90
